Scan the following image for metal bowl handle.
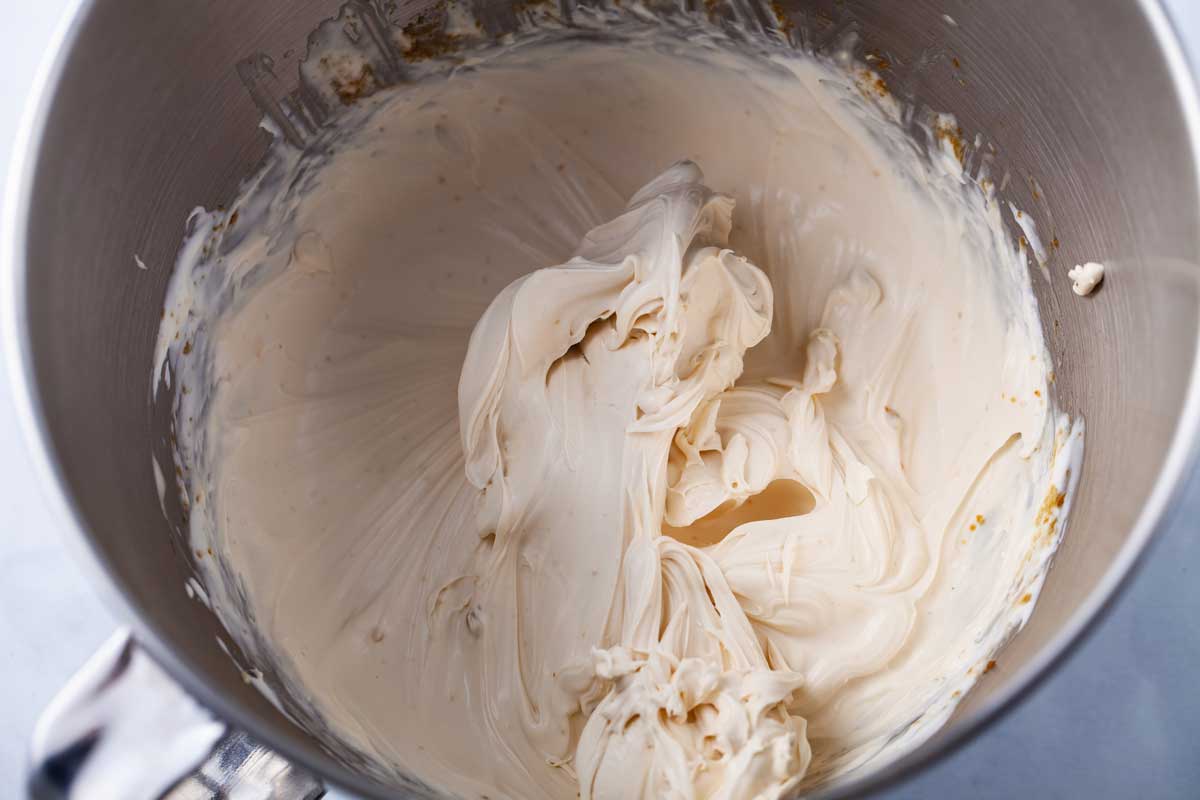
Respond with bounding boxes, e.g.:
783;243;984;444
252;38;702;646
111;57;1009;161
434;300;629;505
26;629;325;800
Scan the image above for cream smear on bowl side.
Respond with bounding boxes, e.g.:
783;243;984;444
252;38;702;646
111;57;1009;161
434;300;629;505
154;11;1081;800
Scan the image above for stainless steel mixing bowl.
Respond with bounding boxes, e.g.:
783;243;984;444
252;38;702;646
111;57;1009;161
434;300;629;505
6;0;1200;797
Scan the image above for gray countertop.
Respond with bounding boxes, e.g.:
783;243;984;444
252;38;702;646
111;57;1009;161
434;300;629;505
2;2;1198;798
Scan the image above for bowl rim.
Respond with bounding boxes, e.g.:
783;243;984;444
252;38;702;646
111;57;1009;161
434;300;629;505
4;1;1200;798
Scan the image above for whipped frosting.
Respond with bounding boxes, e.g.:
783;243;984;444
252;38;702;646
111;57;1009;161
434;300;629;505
1068;262;1105;296
155;17;1080;800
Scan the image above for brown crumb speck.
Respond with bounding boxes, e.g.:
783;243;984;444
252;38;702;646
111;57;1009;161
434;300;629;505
330;62;377;105
1034;477;1069;544
984;660;997;674
1020;593;1032;604
934;118;966;164
866;50;892;71
400;14;466;64
856;67;890;98
770;1;795;33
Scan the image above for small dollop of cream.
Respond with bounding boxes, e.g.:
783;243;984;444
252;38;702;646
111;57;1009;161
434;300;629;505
1068;261;1105;296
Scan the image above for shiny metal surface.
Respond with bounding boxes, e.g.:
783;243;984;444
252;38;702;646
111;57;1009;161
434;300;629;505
27;630;224;800
27;629;324;799
4;0;1199;798
163;730;325;800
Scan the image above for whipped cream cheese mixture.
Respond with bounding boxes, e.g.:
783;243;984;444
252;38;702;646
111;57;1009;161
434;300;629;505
155;12;1081;800
1069;262;1105;296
